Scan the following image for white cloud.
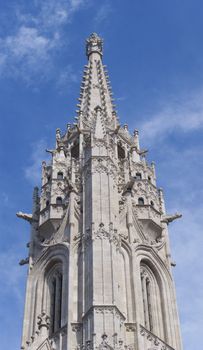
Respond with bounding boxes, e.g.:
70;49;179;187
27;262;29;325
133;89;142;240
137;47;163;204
0;0;87;84
1;26;58;64
24;139;49;185
139;89;203;144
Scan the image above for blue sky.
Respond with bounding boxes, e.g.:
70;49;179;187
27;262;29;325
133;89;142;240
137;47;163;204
0;1;203;349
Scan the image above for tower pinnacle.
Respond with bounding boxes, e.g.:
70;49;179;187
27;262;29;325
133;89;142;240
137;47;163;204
86;32;103;58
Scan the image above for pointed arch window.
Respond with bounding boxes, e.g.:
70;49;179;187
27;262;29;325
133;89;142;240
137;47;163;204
49;268;63;335
140;264;165;339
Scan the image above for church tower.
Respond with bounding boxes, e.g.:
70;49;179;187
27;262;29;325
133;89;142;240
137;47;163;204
18;33;183;350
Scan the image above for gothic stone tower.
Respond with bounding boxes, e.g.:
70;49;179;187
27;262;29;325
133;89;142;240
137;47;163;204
18;33;182;350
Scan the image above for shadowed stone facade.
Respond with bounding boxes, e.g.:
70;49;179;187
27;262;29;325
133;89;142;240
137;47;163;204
18;33;183;350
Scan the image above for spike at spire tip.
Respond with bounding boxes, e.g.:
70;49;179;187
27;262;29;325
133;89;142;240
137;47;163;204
86;33;103;58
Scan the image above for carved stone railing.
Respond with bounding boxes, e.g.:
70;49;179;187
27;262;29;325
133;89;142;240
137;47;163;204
134;204;162;227
139;325;175;350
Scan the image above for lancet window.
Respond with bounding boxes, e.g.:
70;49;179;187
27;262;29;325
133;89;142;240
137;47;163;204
140;266;153;331
49;268;63;335
140;264;164;338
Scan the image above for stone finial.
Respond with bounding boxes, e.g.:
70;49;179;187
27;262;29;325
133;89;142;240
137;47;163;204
86;33;103;57
56;128;61;140
133;129;139;136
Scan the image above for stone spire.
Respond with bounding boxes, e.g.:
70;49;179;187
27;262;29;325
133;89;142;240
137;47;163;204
76;33;118;130
18;34;183;350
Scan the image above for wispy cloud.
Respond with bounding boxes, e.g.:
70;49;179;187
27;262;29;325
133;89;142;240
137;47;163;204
0;0;87;85
24;139;49;185
139;89;203;144
0;26;59;84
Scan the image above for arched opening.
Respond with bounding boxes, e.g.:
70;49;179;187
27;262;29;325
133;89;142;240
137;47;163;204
140;263;165;339
150;200;154;207
46;200;50;207
56;197;63;205
138;197;144;205
57;172;63;180
136;172;142;180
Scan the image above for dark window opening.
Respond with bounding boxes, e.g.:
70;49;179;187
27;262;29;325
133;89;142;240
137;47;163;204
57;172;63;180
148;176;151;182
138;197;144;205
46;200;50;207
47;175;51;182
71;143;79;158
136;172;142;180
118;144;125;159
150;200;154;207
56;197;63;205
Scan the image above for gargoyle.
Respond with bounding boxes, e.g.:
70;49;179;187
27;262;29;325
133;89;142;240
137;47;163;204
19;257;29;266
16;211;33;223
161;213;182;224
46;149;57;155
137;148;148;156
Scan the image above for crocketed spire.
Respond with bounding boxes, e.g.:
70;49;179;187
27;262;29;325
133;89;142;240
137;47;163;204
76;33;118;130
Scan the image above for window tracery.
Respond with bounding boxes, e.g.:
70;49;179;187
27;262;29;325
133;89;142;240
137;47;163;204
140;264;164;339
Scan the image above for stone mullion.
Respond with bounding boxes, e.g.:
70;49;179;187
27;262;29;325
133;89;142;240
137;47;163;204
55;275;60;331
51;278;56;334
141;274;150;330
146;278;153;332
